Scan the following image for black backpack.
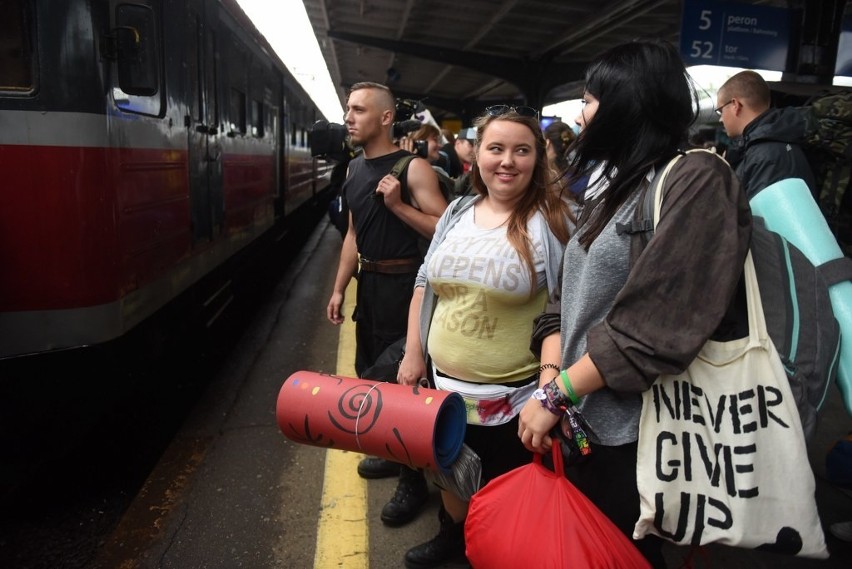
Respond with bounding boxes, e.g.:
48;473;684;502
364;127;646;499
390;155;455;203
627;149;842;441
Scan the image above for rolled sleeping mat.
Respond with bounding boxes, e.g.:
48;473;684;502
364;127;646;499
276;371;467;472
750;178;852;415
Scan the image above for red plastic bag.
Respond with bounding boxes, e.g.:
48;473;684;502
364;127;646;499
465;445;650;569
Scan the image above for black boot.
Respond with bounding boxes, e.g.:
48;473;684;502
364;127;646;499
380;466;429;527
357;456;400;479
404;507;466;569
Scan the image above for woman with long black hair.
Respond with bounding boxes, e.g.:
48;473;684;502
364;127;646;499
518;39;752;567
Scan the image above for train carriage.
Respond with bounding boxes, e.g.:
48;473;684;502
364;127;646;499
0;0;332;358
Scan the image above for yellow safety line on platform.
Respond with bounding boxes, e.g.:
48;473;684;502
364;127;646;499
314;281;369;568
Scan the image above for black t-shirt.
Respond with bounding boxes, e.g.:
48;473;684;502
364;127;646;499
343;149;422;260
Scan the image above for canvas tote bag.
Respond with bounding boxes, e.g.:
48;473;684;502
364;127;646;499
633;161;828;558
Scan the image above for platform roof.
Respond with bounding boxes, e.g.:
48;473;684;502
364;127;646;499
302;0;798;122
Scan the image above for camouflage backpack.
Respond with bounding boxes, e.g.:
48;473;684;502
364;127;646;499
802;91;852;230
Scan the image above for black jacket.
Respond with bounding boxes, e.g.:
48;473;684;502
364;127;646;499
726;107;816;199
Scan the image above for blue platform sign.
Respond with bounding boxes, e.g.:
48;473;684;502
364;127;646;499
680;0;792;71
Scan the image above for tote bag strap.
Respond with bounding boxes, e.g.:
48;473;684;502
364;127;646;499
741;252;768;347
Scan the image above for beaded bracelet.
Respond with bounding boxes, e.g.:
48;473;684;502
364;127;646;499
559;370;581;406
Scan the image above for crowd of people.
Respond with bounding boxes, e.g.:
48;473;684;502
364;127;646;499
324;38;840;569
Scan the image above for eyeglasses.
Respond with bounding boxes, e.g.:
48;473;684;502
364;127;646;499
485;105;539;118
714;99;734;116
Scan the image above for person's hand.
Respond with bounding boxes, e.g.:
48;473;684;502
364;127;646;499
374;174;402;210
397;349;426;387
326;291;345;325
518;397;560;453
399;137;415;154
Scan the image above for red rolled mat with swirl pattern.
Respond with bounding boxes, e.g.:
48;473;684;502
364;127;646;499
276;371;466;472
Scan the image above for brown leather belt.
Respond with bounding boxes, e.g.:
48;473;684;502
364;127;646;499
359;256;421;274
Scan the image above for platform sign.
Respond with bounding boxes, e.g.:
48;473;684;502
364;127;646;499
680;0;792;71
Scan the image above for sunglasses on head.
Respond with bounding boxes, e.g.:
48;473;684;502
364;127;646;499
485;105;539;118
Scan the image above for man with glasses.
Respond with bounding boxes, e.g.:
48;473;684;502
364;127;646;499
716;70;815;198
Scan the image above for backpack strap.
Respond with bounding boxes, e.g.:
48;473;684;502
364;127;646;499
615;150;687;238
817;256;852;287
389;154;418;205
390;155;417;180
614;218;653;236
450;193;475;218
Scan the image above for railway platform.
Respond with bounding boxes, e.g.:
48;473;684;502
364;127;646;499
90;219;852;568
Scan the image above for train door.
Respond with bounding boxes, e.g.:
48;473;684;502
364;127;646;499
186;0;223;244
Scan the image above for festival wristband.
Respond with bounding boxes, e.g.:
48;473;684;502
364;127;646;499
559;370;581;406
544;379;570;408
532;379;570;415
532;389;561;415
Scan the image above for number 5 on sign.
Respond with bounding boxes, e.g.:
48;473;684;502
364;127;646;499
699;9;712;30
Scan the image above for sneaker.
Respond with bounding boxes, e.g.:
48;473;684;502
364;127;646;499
357;457;401;479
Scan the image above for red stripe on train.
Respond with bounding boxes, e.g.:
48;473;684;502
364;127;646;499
0;144;275;311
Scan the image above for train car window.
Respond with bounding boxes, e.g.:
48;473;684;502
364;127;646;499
230;88;246;135
291;123;297;146
112;3;162;116
115;4;159;96
0;0;35;94
252;99;264;137
187;14;202;122
210;32;220;127
226;36;248;136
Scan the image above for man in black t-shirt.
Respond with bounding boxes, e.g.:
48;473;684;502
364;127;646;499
326;82;447;527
